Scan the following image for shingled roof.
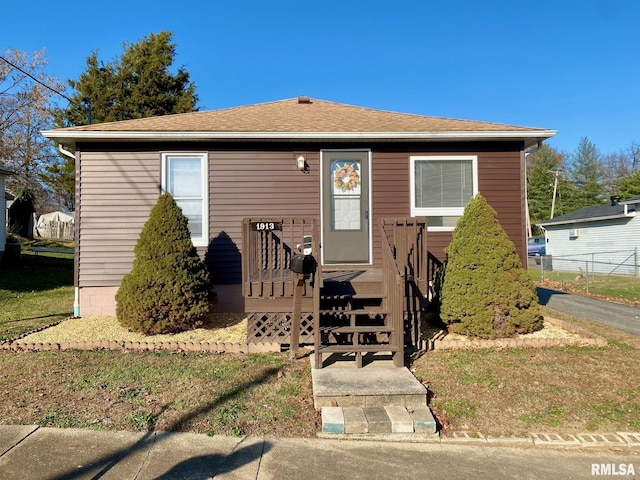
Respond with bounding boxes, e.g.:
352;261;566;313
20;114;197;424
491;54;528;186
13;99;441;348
540;197;639;227
42;97;556;146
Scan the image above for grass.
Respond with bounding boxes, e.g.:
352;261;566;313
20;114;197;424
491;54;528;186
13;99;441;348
0;251;74;342
0;349;318;436
528;267;640;305
413;307;640;435
1;249;639;437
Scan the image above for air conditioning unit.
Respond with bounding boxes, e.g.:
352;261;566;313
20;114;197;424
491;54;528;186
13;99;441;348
569;229;579;238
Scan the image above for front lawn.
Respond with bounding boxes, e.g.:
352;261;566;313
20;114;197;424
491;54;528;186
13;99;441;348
1;252;638;437
0;253;73;342
412;307;640;435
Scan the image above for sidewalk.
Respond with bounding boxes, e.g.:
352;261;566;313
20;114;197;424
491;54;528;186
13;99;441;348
1;425;638;480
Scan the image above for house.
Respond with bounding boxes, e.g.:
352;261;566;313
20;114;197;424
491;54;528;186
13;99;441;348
1;168;13;259
42;97;555;367
539;195;640;275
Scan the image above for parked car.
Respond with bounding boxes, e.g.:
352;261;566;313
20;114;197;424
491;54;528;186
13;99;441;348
527;236;546;256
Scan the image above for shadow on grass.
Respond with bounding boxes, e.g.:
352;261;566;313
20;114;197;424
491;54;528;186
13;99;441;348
0;255;73;292
52;367;280;480
1;313;72;324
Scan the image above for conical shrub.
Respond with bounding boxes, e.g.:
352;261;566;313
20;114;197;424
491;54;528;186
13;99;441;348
116;193;211;334
436;194;542;338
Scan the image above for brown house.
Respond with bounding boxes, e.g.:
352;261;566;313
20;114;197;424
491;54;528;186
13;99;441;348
43;97;555;367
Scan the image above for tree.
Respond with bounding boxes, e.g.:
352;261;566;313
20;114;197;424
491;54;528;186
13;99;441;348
435;194;542;339
601;141;640;199
115;193;211;334
618;171;640;199
0;49;62;213
568;136;606;208
44;31;199;209
527;145;575;229
602;150;634;196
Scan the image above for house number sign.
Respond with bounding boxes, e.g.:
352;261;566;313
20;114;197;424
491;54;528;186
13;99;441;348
251;221;283;231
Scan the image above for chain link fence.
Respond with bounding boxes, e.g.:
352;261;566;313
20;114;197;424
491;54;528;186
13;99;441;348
537;248;639;292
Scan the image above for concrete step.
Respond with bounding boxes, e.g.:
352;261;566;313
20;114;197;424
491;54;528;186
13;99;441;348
311;362;428;408
321;405;438;436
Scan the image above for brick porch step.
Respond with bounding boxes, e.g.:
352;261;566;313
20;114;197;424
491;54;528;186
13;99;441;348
321;405;438;436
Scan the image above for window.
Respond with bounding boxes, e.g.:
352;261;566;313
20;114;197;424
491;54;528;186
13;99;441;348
161;153;208;246
410;155;478;231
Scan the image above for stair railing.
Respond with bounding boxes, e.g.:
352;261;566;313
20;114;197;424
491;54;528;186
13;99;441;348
379;223;405;367
379;217;428;349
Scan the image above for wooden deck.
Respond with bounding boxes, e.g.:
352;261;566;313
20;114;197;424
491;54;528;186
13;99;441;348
242;217;428;368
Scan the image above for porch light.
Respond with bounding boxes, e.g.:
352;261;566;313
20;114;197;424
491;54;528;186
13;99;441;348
297;155;306;170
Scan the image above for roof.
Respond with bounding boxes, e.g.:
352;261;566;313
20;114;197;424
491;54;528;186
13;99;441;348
42;97;556;147
540;200;637;227
622;195;640;205
0;167;13;176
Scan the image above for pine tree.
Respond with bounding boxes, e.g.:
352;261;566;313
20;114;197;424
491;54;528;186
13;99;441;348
618;171;640;199
44;31;198;209
569;137;606;207
115;193;211;334
436;194;542;339
526;144;576;227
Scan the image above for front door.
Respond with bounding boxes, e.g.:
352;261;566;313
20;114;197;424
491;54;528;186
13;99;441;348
322;150;370;264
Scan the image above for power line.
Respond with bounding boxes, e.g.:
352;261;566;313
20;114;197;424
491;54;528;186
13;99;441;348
0;54;92;124
0;55;73;103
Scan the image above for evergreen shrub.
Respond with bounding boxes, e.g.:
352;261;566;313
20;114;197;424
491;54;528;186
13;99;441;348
435;194;543;338
115;193;211;334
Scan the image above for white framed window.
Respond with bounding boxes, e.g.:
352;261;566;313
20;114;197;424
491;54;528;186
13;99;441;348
161;152;208;247
410;155;478;231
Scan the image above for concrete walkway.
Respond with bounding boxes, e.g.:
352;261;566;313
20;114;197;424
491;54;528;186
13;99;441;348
1;426;638;479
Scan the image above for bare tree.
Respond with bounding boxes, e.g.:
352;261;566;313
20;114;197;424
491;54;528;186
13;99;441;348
0;49;63;213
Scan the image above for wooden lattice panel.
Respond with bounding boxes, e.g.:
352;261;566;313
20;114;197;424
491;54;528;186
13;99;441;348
247;313;314;344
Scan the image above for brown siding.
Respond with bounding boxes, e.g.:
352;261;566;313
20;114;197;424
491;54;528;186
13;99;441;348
77;150;160;287
207;150;320;283
370;146;527;267
76;141;527;290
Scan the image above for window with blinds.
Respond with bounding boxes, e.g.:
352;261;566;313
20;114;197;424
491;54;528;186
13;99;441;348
410;155;478;231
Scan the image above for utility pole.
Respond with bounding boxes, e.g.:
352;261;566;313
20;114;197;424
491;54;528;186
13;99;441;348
550;170;561;219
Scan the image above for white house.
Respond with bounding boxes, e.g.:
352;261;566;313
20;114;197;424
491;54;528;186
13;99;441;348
1;168;13;257
539;195;640;276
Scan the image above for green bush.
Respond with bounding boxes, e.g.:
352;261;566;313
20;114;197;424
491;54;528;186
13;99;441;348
115;193;211;334
435;194;542;339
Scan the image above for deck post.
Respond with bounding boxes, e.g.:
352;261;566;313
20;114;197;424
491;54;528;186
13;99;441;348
289;272;305;360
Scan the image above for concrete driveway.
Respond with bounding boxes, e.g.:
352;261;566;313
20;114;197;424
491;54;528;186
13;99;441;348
537;287;640;336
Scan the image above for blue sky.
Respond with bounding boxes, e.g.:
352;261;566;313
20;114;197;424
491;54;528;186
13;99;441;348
3;0;639;155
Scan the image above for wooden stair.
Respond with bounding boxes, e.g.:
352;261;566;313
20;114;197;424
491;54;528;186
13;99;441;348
314;283;400;369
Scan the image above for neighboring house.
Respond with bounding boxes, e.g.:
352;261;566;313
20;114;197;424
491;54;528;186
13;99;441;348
1;168;14;256
42;97;555;341
539;195;640;275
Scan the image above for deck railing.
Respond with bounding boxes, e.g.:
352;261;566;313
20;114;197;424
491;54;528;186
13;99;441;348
241;217;323;298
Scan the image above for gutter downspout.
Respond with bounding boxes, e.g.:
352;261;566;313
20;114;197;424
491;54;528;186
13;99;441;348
58;144;81;318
